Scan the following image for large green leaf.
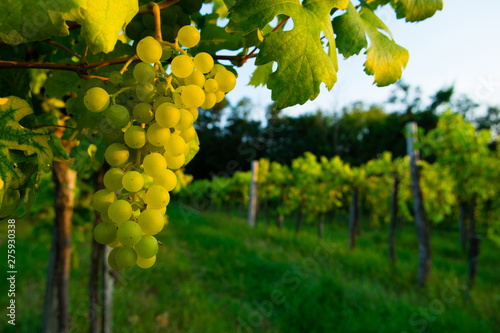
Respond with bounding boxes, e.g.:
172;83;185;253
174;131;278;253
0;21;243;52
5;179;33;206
0;96;53;188
0;96;53;216
390;0;443;22
0;0;137;54
79;0;138;54
227;0;348;109
332;2;409;86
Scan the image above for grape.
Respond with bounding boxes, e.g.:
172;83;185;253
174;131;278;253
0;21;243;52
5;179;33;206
161;6;177;22
147;123;171;146
160;46;173;61
181;85;205;108
194;52;214;73
142;15;155;30
108;200;133;225
136;36;163;63
174;108;194;131
200;92;216;109
135;235;159;258
124;126;146;149
133;103;154;123
105;143;130;167
163;151;185;170
136;255;156;269
114;246;137;269
122;170;144;192
107;248;121;270
161;24;178;42
84;87;110;112
176;9;191;27
147;143;165;154
144;185;170;210
142;172;154;188
107;238;122;248
180;126;196;143
210;64;226;76
171;54;194;78
179;0;203;14
136;83;156;102
104;105;130;129
103;168;125;192
185;70;205;87
102;128;123;145
177;25;200;48
152;206;167;215
117;220;143;246
101;209;113;223
154;169;177;191
93;222;117;244
143;152;167;177
92;189;116;213
188;107;199;121
125;18;144;40
109;71;123;85
204;78;218;93
138;208;165;234
153;97;173;111
215;90;225;103
173;93;186;108
155;103;180;128
215;69;237;92
133;62;156;84
165;135;185;156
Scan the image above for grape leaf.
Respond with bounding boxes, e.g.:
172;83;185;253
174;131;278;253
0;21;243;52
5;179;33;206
390;0;443;22
332;2;409;86
79;0;138;54
227;0;348;109
185;132;200;166
194;21;244;55
249;62;273;87
0;0;137;54
0;96;53;189
44;70;80;99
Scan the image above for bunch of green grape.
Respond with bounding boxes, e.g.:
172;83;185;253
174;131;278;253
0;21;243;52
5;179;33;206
85;23;236;270
126;1;202;43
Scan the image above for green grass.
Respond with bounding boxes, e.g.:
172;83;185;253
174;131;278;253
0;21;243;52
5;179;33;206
1;203;499;332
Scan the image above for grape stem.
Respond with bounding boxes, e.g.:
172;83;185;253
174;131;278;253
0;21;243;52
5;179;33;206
119;55;138;74
160;40;186;55
151;2;163;41
138;0;181;15
109;86;134;104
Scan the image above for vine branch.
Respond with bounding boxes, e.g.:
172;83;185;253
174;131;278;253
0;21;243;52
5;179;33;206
43;40;84;62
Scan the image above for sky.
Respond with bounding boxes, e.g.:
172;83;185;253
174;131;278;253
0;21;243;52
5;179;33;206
213;0;500;120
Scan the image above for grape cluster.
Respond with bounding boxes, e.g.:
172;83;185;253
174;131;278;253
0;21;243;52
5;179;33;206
85;24;236;270
126;1;202;44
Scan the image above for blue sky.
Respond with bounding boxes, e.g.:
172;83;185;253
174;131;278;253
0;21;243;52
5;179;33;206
217;0;500;119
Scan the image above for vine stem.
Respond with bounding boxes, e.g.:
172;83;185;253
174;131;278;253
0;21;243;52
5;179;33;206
238;16;290;66
119;55;138;74
43;39;83;62
152;2;163;41
34;124;77;130
138;0;181;15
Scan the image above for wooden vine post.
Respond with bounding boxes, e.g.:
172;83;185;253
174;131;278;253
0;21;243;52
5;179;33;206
247;160;259;227
406;122;431;286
